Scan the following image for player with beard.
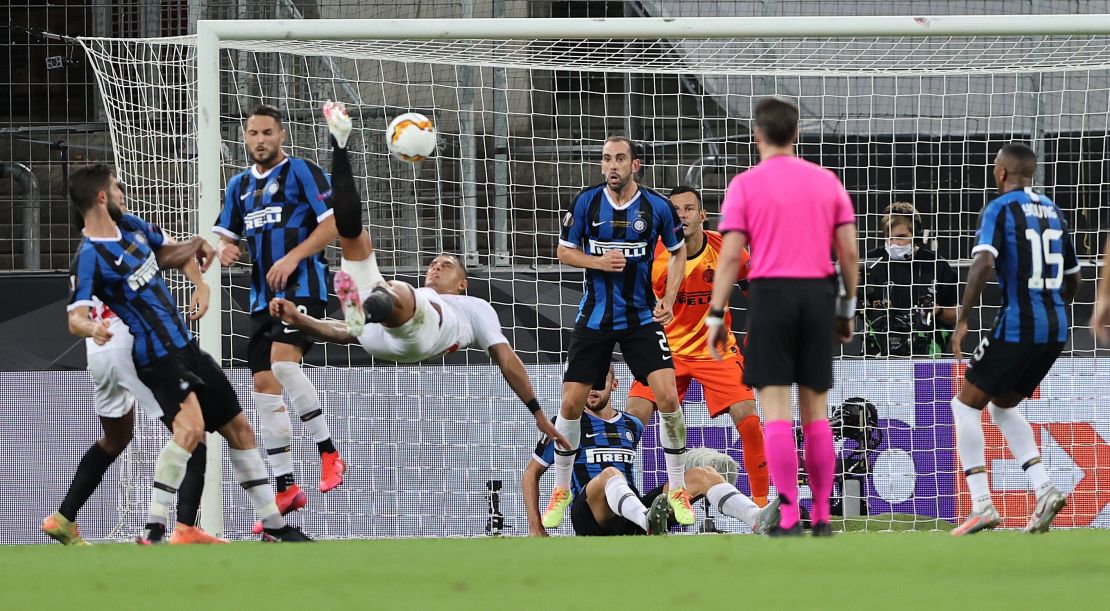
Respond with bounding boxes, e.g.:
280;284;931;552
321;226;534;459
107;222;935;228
215;105;344;530
524;367;780;537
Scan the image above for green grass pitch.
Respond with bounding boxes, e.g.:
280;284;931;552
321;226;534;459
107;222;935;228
5;529;1109;610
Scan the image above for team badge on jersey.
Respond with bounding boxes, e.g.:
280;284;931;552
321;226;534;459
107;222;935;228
702;268;715;283
267;181;280;195
632;218;647;233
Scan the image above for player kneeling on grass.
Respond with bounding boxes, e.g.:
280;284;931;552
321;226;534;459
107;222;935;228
269;101;568;448
523;367;780;537
66;163;310;543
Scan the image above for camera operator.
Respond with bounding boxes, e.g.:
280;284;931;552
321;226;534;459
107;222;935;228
861;202;958;357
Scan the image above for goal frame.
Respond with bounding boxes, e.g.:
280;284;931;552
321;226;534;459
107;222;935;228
192;14;1110;536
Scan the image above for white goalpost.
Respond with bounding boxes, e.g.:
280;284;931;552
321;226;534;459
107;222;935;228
77;15;1110;539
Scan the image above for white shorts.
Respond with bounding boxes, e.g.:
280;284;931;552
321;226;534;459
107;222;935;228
87;347;164;420
357;286;460;363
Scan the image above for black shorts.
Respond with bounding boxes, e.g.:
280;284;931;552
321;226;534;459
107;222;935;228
137;341;243;432
570;485;666;537
564;323;674;388
247;298;326;374
744;278;837;391
965;337;1065;398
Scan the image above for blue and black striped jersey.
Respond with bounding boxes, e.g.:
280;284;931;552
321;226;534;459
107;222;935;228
533;411;644;497
67;214;192;366
973;187;1079;344
559;183;683;331
214;156;334;313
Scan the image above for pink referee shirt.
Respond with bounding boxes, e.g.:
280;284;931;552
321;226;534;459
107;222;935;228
718;155;855;279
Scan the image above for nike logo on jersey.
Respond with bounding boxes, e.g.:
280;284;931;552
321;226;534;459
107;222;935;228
592;220;608;227
584;433;599;439
283;327;298;334
114;254;125;266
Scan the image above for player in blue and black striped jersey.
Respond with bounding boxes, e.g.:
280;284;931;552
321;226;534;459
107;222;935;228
523;367;780;537
65;163;309;542
214;104;344;519
548;136;696;530
950;143;1081;537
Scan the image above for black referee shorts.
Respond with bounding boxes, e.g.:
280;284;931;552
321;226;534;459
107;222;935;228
138;341;243;432
965;337;1065;398
564;323;674;388
743;278;837;391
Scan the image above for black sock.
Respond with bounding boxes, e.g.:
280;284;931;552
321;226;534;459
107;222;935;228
276;473;296;492
176;443;206;527
317;439;336;455
59;443;118;522
363;287;395;322
330;137;364;238
142;522;167;542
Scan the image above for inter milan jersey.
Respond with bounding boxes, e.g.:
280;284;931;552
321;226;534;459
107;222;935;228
533;411;643;497
67;214;192;366
559;183;683;331
973;187;1079;344
214;156;334;313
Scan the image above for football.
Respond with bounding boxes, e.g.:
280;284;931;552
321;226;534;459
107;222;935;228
386;112;436;162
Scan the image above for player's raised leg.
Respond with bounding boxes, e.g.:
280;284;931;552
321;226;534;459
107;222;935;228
324;100;388;337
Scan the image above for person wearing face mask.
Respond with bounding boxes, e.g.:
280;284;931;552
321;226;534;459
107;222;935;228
861;202;958;356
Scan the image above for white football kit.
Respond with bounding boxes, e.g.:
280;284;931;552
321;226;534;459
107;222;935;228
356;287;508;362
85;300;163;419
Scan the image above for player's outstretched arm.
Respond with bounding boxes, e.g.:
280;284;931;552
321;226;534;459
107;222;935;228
269;297;357;345
521;459;550;537
952;251;994;360
488;343;570;449
155;236;216;272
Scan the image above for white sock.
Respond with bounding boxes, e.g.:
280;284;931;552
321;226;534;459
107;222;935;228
271;361;333;446
706;482;761;527
603;476;649;531
229;448;284;530
150;440;191;525
659;409;687;490
989;403;1053;498
552;414;581;490
341;254;385;290
252;391;293;478
953;397;992;511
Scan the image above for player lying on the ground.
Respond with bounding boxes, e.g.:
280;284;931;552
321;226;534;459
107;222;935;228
523;367;780;537
268;101;568;448
67;163;310;542
949;143;1079;536
625;185;769;507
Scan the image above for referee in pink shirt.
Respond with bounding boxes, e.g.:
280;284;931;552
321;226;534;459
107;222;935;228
707;97;859;537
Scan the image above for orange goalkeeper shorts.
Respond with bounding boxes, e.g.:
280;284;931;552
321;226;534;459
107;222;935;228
627;354;755;418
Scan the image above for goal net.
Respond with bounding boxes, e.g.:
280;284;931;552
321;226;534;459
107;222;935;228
77;15;1110;538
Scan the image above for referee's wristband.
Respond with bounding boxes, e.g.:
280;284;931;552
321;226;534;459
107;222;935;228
525;398;542;415
705;307;726;328
835;296;857;320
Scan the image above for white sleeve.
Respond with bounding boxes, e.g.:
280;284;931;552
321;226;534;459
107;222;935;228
465;298;509;351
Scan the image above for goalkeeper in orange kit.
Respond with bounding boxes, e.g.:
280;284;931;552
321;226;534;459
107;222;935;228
626;186;770;506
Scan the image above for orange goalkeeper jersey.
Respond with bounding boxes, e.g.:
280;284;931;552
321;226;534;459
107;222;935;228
651;230;749;360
